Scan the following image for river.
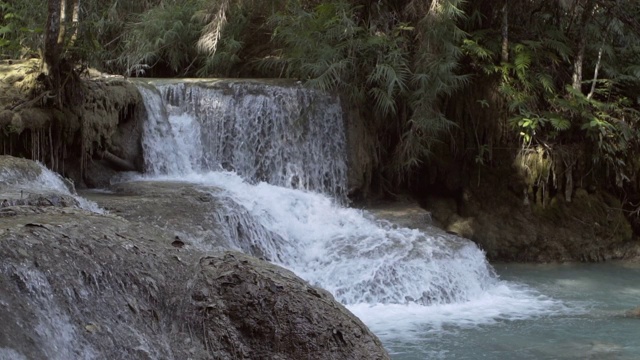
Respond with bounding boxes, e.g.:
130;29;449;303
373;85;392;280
132;79;639;360
356;262;640;359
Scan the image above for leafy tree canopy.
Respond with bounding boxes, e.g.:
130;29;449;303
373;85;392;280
3;0;640;200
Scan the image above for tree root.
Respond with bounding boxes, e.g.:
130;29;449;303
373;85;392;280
9;90;55;112
97;150;137;172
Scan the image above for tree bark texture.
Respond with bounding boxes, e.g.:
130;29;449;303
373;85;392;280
44;0;62;74
57;0;81;51
501;0;509;63
44;0;63;105
69;0;81;47
57;0;66;46
571;0;596;92
587;45;604;99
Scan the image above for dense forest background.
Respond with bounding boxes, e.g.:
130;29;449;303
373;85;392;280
2;0;640;216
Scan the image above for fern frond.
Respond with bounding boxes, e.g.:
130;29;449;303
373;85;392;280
368;87;397;116
548;116;571;131
536;73;555;94
196;0;229;55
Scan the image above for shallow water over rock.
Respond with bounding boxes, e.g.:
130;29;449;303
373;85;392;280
0;158;390;360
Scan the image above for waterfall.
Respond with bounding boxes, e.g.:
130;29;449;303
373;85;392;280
136;80;348;200
192;172;497;305
134;79;501;308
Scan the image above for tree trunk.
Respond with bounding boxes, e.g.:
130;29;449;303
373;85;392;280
44;0;62;74
501;0;509;63
571;0;596;92
572;39;585;91
57;0;66;46
68;0;81;48
57;0;81;50
44;0;62;105
587;45;604;99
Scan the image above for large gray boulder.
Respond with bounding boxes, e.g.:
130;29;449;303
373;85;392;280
0;157;389;360
191;252;388;359
0;207;388;359
82;181;285;260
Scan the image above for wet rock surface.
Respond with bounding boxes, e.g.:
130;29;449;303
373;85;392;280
0;158;389;360
0;155;43;183
192;252;388;360
422;169;640;262
364;198;435;233
0;206;196;360
81;181;232;251
80;181;283;259
624;306;640;318
0;156;78;209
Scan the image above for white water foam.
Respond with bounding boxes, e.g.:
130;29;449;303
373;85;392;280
135;79;348;200
6;266;98;360
198;172;495;305
36;166;105;213
0;161;104;213
137;85;202;175
133;171;575;325
134;80;576;339
349;282;577;341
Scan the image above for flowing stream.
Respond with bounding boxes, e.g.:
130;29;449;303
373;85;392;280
0;161;103;213
133;80;638;359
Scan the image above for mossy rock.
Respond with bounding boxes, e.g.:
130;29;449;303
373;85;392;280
18;108;52;130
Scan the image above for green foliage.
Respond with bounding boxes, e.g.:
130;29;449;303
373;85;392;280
266;2;366;95
196;5;248;77
117;0;205;76
266;0;415;180
107;0;273;77
0;0;45;59
461;0;640;196
266;0;468;178
6;0;640;197
0;2;20;53
400;0;467;173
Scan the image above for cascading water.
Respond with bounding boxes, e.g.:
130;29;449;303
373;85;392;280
4;266;98;360
134;79;570;355
0;160;103;213
161;170;497;306
134;79;531;302
137;79;348;200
